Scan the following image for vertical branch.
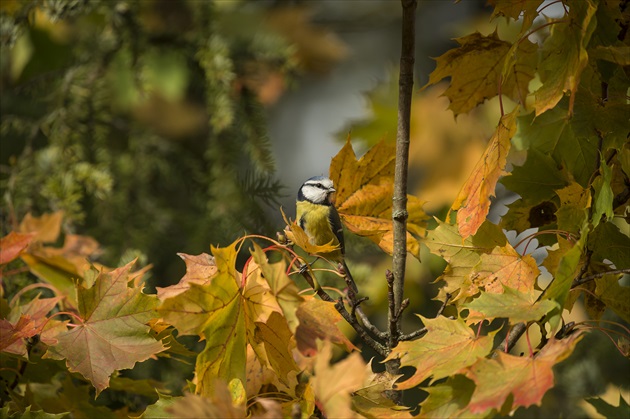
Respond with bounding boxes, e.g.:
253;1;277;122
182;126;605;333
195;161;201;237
389;0;417;349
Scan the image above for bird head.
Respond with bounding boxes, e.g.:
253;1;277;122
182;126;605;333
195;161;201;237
297;176;336;205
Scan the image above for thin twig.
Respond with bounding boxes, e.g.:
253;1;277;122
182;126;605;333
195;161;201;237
389;0;417;352
355;306;388;340
572;268;630;288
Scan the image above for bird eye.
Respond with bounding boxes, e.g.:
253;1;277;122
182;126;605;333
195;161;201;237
316;183;322;188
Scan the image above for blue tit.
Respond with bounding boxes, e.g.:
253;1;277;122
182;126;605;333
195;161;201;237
296;176;358;293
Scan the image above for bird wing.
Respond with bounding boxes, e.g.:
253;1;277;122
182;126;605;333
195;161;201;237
328;205;345;255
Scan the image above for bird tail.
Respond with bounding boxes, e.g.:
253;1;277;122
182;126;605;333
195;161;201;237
342;260;359;294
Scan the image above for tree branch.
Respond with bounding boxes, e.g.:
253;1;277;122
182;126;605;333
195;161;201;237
298;267;388;356
389;0;417;351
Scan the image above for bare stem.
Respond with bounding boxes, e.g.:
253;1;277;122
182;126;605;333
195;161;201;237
389;0;417;350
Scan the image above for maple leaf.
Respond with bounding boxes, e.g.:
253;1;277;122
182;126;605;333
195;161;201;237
385;316;496;390
464;286;559;324
424;32;531;114
589;221;630;271
489;0;543;34
465;332;584;414
534;0;597;115
352;363;413;418
44;260;165;395
2;294;64;356
0;231;35;265
166;385;246;418
418;375;481;419
592;156;614;227
249;243;304;332
156;252;217;300
593;275;630;323
516;103;599;187
330;138;428;259
253;312;299;388
295;297;358;356
0;316;37;355
452;107;518;239
469;243;539;295
542;227;587;330
18;211;64;243
311;340;366;419
158;241;287;398
423;220;506;301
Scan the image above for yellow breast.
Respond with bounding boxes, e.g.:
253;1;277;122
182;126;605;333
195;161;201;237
296;200;342;260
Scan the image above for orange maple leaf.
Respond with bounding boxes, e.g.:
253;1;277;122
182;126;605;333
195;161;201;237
451;107;518;239
330;138;428;258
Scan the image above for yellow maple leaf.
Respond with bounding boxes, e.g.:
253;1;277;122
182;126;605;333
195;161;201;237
330;138;428;259
451;107;519;239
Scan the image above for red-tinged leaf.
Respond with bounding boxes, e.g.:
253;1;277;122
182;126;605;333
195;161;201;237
7;295;65;352
470;244;539;295
312;340;366;419
386;316;496;389
0;316;37;354
156;253;217;300
44;260;165;395
465;332;584;414
452;107;518;239
295;298;358;356
18;211;64;243
0;231;35;265
534;0;597;115
330;138;428;259
464;286;558;324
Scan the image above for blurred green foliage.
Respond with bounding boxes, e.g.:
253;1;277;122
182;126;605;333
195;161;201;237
1;0;295;283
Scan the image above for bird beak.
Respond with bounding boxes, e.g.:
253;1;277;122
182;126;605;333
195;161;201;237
329;187;336;193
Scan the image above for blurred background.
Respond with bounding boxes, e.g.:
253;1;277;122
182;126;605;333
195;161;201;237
1;0;626;416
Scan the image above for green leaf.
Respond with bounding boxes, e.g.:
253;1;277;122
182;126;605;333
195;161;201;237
386;316;496;389
585;395;630;419
592;157;614;226
589;222;630;270
542;227;587;330
501;149;567;202
534;0;597;115
517;105;599;187
594;275;630;323
489;0;543;34
419;375;484;418
464;286;559;324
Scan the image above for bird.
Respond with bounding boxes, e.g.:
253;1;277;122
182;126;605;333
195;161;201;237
296;175;358;293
